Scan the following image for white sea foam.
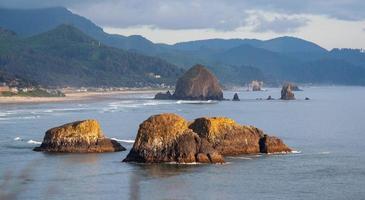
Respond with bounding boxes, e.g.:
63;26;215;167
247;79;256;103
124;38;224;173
27;140;42;145
227;156;253;160
165;162;203;165
14;137;22;141
291;150;302;154
110;138;135;143
176;100;218;104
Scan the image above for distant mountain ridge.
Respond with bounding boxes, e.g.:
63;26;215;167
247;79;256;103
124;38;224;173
1;7;365;86
0;24;183;87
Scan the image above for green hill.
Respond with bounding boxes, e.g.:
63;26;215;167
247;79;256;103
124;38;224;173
1;7;365;86
0;25;183;87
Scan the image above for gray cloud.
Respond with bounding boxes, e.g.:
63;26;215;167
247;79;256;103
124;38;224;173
251;15;309;33
0;0;364;32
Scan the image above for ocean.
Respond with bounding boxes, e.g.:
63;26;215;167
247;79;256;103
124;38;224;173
0;87;364;200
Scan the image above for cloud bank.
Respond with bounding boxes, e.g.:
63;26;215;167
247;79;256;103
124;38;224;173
1;0;364;33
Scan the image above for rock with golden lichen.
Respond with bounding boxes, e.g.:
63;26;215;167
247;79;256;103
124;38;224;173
33;119;125;153
123;113;224;163
189;117;292;155
123;113;291;164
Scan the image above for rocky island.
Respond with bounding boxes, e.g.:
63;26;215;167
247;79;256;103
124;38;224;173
34;119;125;153
232;93;240;101
123;113;292;164
281;83;296;100
155;64;224;100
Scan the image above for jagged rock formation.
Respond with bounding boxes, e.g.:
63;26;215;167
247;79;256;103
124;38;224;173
154;90;173;99
123;113;292;164
155;64;224;100
232;93;240;101
281;83;296;100
34;119;125;153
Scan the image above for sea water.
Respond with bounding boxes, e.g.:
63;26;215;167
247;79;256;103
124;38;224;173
0;87;364;200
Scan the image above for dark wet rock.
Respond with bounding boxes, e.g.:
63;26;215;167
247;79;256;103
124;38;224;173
259;134;292;153
123;114;291;164
266;95;274;100
281;83;296;100
305;97;310;100
33;120;125;153
232;93;240;101
154;90;173;100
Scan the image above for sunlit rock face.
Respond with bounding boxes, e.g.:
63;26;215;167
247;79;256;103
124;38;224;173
34;119;125;153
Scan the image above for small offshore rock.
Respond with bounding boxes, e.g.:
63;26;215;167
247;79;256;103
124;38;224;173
232;93;240;101
249;80;263;91
280;83;295;100
154;90;173;100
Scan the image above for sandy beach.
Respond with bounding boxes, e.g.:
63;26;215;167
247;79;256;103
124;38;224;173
0;89;166;104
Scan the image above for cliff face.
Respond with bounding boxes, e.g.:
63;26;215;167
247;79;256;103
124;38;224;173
172;64;224;100
123;113;292;164
34;119;125;153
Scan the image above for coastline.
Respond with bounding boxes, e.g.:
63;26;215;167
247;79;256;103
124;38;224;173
0;89;166;104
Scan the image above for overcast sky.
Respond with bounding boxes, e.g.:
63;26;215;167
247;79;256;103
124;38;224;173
1;0;365;49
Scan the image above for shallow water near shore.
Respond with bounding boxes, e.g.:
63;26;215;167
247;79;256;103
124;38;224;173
1;86;365;200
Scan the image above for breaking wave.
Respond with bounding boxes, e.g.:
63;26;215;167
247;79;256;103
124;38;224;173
27;140;42;145
110;138;135;144
176;100;218;104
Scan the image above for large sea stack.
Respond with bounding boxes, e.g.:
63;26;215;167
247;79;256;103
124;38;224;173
155;64;224;100
123;113;291;164
281;83;296;100
123;114;224;163
34;120;125;153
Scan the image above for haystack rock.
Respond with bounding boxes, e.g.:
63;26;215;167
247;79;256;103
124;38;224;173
34;120;125;153
155;64;224;100
232;93;240;101
123;113;291;164
281;83;296;100
123;114;224;163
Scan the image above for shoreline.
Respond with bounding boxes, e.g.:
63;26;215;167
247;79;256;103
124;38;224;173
0;89;166;104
